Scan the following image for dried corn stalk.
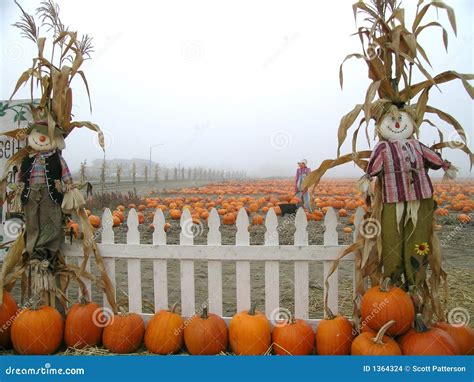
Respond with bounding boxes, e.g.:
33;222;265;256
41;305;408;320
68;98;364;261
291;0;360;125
302;0;473;326
0;0;116;311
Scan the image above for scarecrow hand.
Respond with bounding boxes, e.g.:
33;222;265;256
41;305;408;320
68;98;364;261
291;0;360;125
357;174;371;193
442;161;458;182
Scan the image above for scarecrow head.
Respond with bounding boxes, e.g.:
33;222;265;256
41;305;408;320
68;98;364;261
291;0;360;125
376;103;417;142
27;122;65;152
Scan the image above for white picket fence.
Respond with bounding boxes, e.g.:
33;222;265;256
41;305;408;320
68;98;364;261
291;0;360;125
60;206;365;325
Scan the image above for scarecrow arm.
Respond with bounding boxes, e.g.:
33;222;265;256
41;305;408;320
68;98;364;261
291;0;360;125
420;143;450;171
59;155;73;184
366;142;386;177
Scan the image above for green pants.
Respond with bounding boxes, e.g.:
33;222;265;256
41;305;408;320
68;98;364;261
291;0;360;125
381;198;435;288
24;185;63;261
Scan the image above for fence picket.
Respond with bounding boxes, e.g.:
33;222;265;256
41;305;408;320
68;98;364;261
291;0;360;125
207;208;222;316
323;207;339;314
152;208;168;311
264;208;278;245
101;209;114;309
294;262;309;319
236;208;250;311
152;208;166;245
180;208;193;245
294;207;308;246
207;208;221;245
126;209;142;313
179;208;195;316
180;260;195;316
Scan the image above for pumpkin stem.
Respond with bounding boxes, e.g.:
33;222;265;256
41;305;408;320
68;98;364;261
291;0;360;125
380;277;392;292
170;302;179;313
201;306;208;319
324;306;335;320
118;305;128;315
248;302;257;316
414;313;429;333
79;295;89;305
373;320;396;344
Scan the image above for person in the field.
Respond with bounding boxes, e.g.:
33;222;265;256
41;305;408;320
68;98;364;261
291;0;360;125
295;159;312;212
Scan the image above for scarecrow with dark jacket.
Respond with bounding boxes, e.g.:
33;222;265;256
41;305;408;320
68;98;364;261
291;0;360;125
12;122;84;306
0;0;117;313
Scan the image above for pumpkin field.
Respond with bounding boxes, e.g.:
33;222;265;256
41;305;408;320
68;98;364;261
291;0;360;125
1;178;473;356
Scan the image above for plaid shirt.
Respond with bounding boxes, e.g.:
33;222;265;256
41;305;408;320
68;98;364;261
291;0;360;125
17;150;72;185
367;139;447;203
295;167;311;191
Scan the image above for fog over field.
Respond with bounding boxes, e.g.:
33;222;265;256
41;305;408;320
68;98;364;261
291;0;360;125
1;0;472;178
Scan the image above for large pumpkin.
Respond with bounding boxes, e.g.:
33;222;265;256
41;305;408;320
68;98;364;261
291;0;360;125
272;317;314;355
360;278;414;336
229;303;271;355
103;312;145;354
65;299;104;349
432;321;474;355
145;304;184;354
398;314;460;355
184;306;228;355
12;305;63;355
0;290;18;349
315;308;353;355
351;320;402;355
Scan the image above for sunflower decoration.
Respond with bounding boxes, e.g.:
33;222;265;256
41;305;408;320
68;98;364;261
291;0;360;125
303;0;473;325
414;242;430;256
0;1;116;313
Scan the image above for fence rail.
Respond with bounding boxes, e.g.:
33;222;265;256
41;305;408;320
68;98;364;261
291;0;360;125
59;205;365;325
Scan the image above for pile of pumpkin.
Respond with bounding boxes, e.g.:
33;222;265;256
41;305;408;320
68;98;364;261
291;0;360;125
1;281;473;355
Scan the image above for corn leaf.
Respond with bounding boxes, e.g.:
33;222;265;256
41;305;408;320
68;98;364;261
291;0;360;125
302;150;372;190
425;105;468;145
363;81;381;123
340;53;366;89
337;104;363;157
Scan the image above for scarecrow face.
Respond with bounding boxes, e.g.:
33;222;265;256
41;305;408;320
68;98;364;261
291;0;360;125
27;125;65;152
378;110;414;141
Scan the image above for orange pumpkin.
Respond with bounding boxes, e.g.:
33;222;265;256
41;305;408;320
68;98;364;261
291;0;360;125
103;312;145;354
433;321;474;355
457;213;471;224
12;305;63;355
229;304;271;355
398;314;459;355
169;209;182;220
343;227;352;234
65;299;104;349
272;317;314;355
252;214;264;225
0;290;18;349
88;215;101;228
315;308;353;355
360;278;414;336
184;306;228;355
145;304;184;354
351;320;402;355
223;213;236;225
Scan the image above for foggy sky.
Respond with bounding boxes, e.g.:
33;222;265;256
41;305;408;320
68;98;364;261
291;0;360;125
1;0;473;178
